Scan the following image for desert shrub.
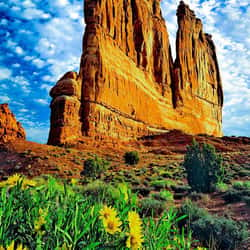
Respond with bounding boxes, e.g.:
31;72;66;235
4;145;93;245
82;180;120;203
243;196;250;207
215;182;229;192
183;140;224;193
188;191;203;201
191;215;248;250
81;156;109;178
178;200;208;226
171;184;191;193
223;187;250;204
139;198;166;217
159;170;173;178
238;169;250;177
150;179;174;191
233;181;250;190
124;151;139;165
151;190;174;202
178;200;248;250
132;185;152;196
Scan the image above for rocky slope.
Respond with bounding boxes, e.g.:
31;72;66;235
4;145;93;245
0;104;26;143
48;0;223;146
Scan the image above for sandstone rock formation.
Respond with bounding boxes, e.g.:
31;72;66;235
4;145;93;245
48;72;82;145
48;0;223;146
0;104;26;143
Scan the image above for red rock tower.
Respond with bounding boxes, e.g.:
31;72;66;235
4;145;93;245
0;104;26;143
48;0;223;145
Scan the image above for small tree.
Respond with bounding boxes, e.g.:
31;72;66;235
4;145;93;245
81;156;109;178
124;151;139;165
183;140;223;193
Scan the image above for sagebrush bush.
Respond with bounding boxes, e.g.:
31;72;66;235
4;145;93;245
223;185;250;204
139;198;166;217
150;179;174;191
183;140;224;193
132;185;152;196
191;215;248;250
178;199;208;226
82;180;120;203
215;182;229;192
81;156;109;178
178;200;248;250
151;190;174;202
171;184;191;193
233;181;250;190
124;151;139;165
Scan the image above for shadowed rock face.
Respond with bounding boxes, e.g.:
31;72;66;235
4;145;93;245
0;104;26;143
48;0;223;146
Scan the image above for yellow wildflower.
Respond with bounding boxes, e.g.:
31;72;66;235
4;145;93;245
5;241;28;250
0;174;22;188
16;243;28;250
197;247;207;250
0;246;4;250
126;230;144;250
0;174;35;190
164;245;173;250
6;241;15;250
102;216;122;235
173;236;181;244
34;208;47;232
58;243;72;250
22;179;36;189
128;211;142;230
71;178;78;185
127;211;144;249
99;205;117;220
7;174;22;185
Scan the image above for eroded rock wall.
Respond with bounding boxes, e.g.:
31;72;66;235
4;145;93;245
173;1;223;135
48;0;223;145
0;104;26;143
79;0;174;140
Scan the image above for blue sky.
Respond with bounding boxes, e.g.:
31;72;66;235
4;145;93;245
0;0;249;143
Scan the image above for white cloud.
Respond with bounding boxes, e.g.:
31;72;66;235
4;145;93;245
0;95;11;103
15;46;24;55
41;83;53;93
54;0;70;7
36;98;49;106
0;19;8;25
19;108;29;113
10;75;31;94
32;58;45;69
0;67;12;79
12;63;20;68
42;75;51;82
21;8;51;20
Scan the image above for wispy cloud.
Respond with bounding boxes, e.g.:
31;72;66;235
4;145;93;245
0;67;12;80
0;95;11;103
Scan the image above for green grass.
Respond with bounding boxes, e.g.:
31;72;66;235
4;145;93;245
0;174;200;250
